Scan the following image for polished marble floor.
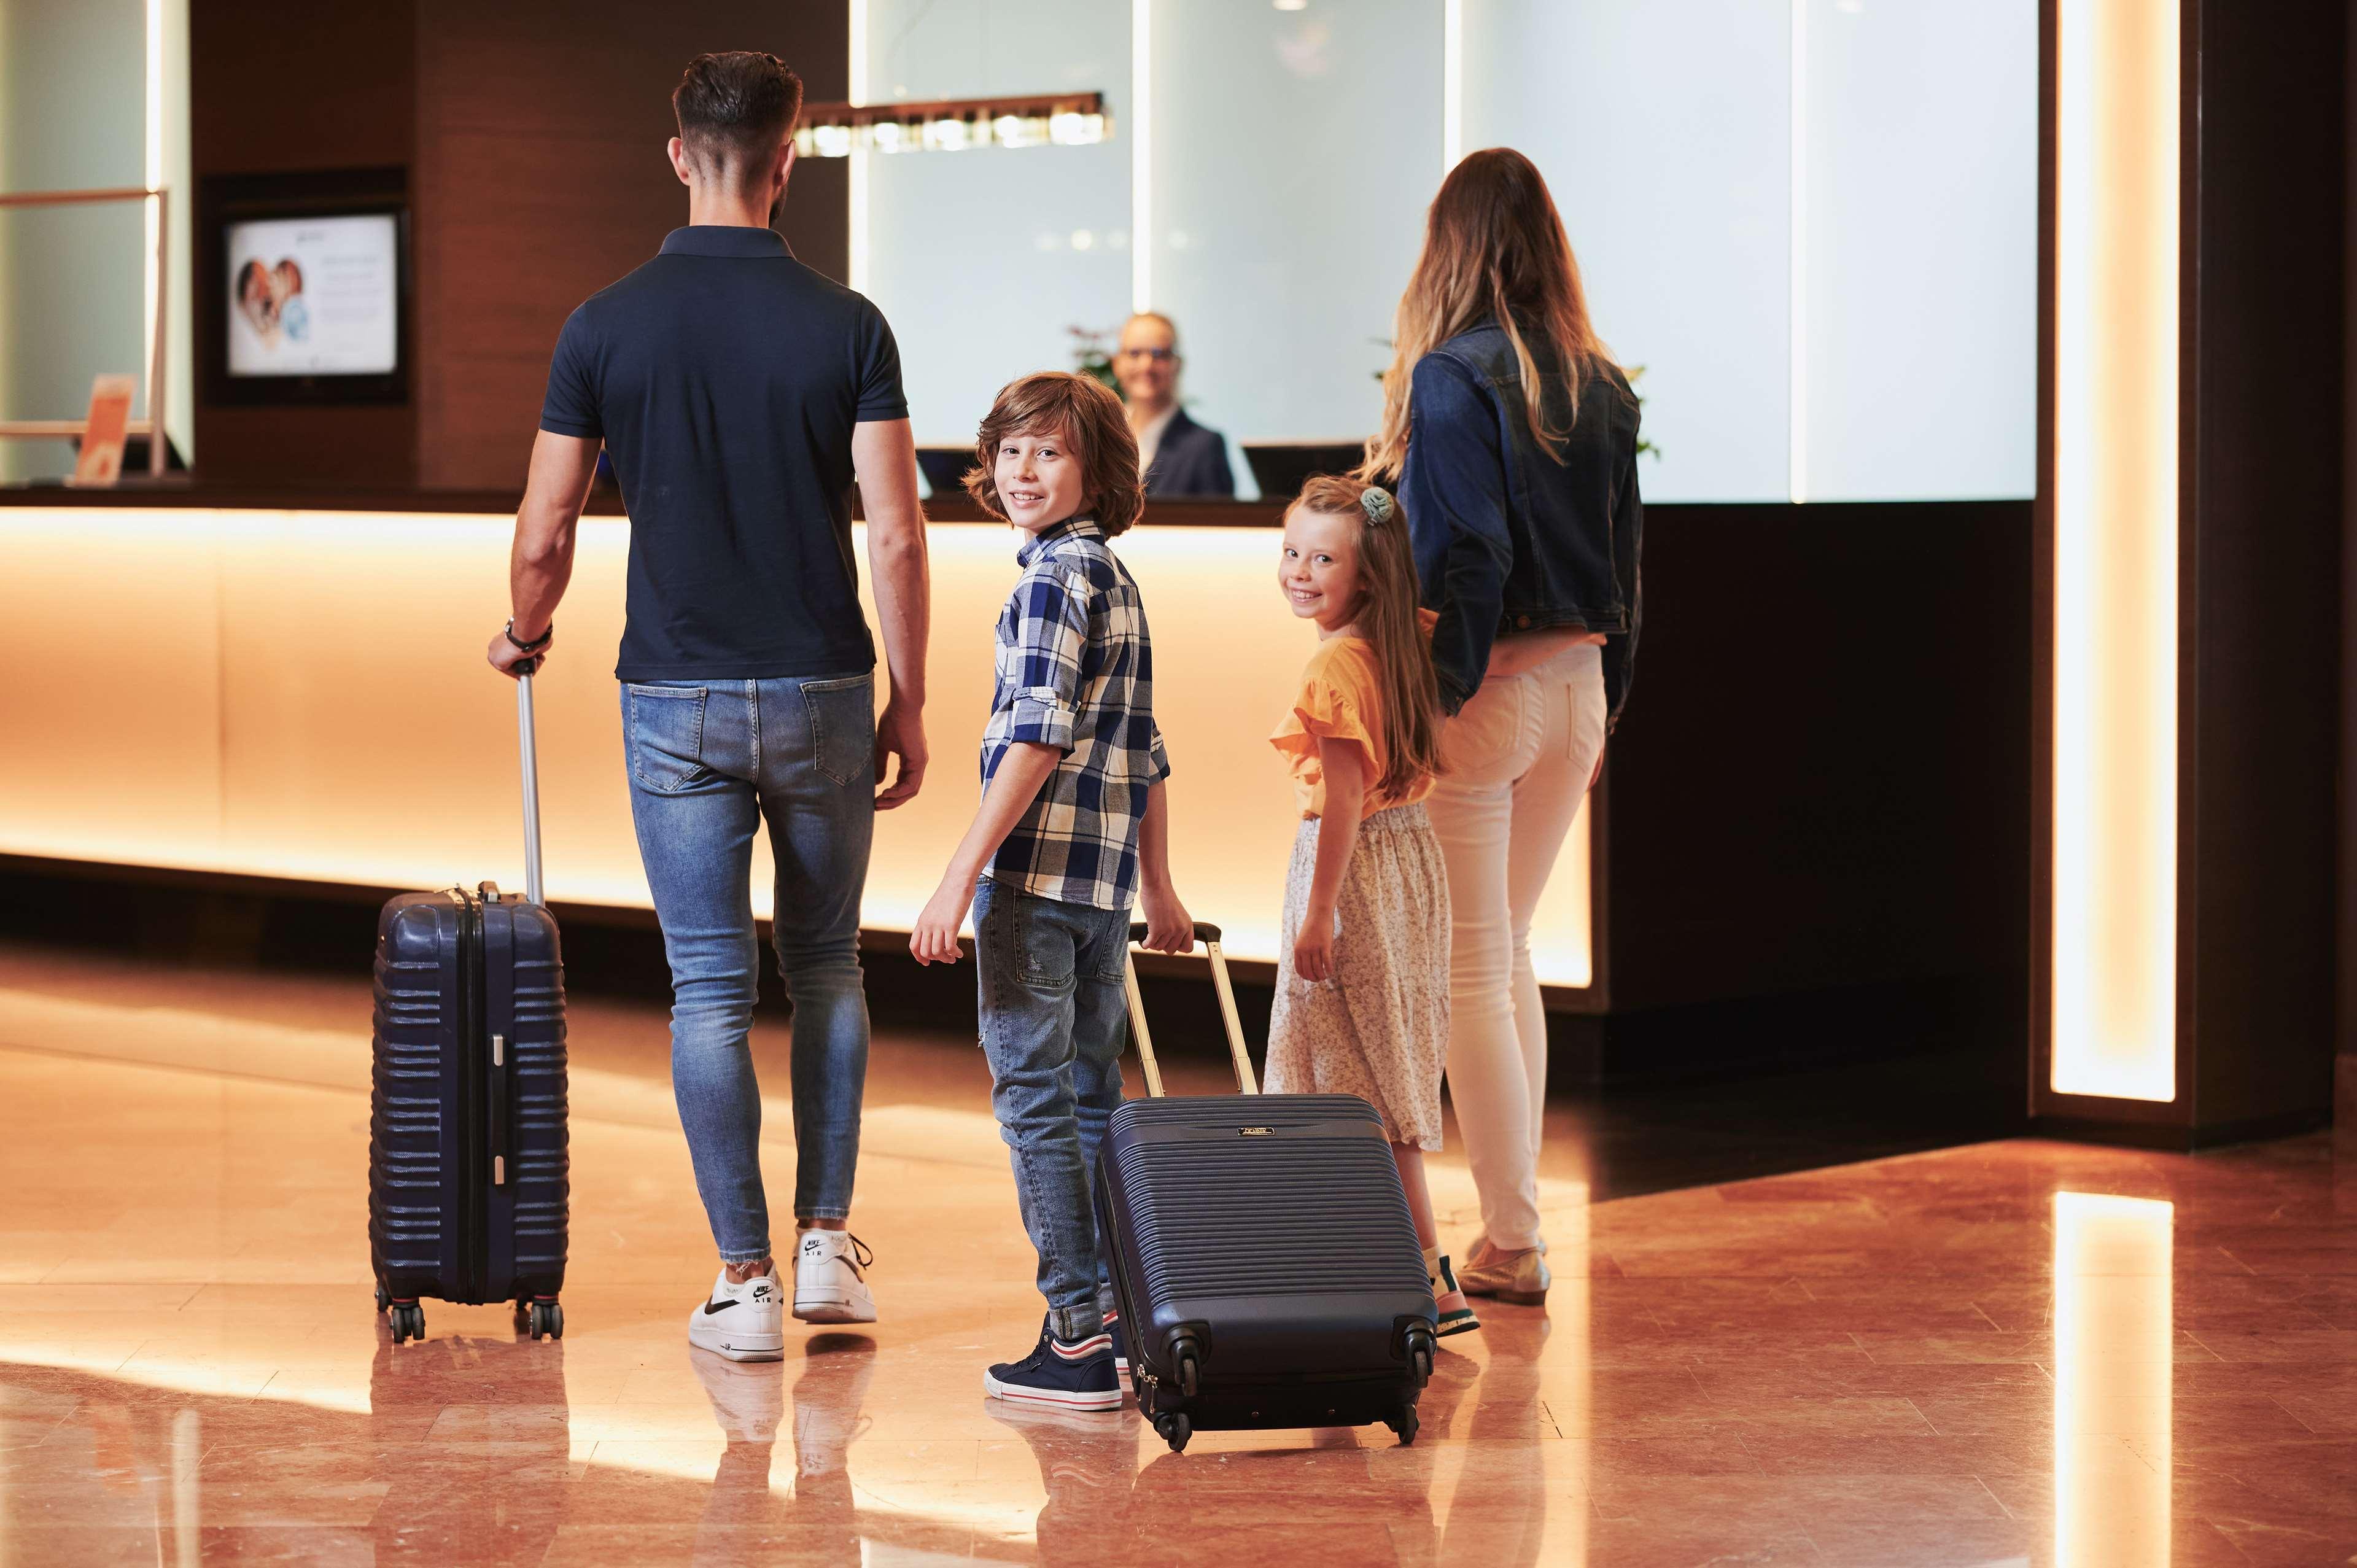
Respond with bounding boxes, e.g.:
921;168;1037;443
1;946;2354;1565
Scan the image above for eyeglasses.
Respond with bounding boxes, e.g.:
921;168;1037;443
1117;346;1176;363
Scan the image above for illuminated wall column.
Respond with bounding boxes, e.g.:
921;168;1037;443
1130;0;1149;311
2049;0;2178;1103
2052;1192;2172;1566
847;0;869;292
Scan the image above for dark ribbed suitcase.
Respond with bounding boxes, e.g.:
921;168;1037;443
1096;922;1437;1453
368;671;569;1343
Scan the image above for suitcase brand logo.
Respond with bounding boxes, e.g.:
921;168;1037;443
1238;1126;1274;1136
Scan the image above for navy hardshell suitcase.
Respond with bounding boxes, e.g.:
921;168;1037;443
369;672;570;1343
1097;922;1437;1453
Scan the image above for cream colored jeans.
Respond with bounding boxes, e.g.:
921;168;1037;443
1426;641;1608;1251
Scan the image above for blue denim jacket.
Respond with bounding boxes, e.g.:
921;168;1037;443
1399;319;1643;726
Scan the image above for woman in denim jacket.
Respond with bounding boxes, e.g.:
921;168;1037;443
1361;148;1642;1307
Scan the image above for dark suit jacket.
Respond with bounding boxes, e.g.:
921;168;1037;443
1143;407;1235;498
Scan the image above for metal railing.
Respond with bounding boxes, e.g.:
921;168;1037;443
0;185;171;477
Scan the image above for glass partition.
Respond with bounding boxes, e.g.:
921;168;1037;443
852;0;2038;507
859;0;1133;458
1461;0;1793;503
1145;0;1440;496
1798;0;2037;501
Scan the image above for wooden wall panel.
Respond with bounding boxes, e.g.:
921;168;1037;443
189;1;419;486
413;3;850;490
2183;0;2343;1135
1601;500;2035;1019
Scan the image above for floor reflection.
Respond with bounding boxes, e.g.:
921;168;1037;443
2052;1192;2172;1568
7;971;2357;1564
0;1371;205;1564
368;1333;575;1562
685;1333;870;1562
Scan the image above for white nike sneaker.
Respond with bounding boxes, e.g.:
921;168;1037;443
793;1231;878;1324
688;1265;786;1362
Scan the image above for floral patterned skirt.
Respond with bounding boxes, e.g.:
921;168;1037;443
1265;802;1451;1151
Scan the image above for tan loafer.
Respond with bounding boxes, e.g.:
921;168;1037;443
1455;1244;1550;1306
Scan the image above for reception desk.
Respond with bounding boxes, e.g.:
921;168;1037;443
0;502;1594;987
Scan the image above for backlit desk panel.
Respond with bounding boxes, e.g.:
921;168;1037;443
0;506;1591;984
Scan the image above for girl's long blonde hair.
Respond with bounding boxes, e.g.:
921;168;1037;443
1294;476;1445;801
1361;148;1610;483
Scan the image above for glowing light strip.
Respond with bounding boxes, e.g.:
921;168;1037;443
143;0;164;419
1787;0;1807;505
1442;0;1462;173
847;0;870;292
2053;1192;2172;1565
2051;0;2178;1101
0;505;1596;984
1132;0;1152;311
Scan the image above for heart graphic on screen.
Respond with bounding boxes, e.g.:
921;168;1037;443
235;256;309;345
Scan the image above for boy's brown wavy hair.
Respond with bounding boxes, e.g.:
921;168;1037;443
964;372;1145;537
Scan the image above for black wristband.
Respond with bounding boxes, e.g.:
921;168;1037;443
505;619;552;653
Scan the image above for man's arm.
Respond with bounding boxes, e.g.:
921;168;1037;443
853;417;931;808
486;431;600;678
907;742;1062;965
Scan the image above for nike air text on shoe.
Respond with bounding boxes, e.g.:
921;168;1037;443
793;1230;879;1324
688;1265;786;1362
983;1315;1122;1412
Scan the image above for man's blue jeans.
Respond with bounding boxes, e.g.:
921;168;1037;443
972;875;1128;1341
622;674;876;1264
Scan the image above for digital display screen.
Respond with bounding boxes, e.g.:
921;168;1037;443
225;213;399;378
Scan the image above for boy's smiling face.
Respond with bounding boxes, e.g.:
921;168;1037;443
993;423;1087;535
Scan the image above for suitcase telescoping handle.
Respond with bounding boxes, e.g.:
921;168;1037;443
516;671;546;906
1123;921;1259;1099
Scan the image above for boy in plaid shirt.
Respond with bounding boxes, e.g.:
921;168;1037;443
911;372;1194;1410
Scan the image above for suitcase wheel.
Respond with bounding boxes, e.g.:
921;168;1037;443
1385;1405;1420;1447
1404;1326;1436;1386
388;1302;425;1344
525;1299;564;1341
1154;1412;1192;1453
1174;1343;1202;1399
373;1281;390;1314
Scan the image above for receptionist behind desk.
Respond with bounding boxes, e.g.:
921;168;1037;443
1116;312;1235;499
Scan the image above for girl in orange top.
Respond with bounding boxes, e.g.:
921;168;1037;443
1267;476;1475;1337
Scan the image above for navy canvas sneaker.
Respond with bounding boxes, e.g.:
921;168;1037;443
984;1315;1122;1411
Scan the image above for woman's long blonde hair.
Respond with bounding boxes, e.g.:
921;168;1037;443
1361;148;1610;482
1293;476;1445;801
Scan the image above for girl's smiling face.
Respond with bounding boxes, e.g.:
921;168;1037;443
993;424;1087;535
1277;504;1364;635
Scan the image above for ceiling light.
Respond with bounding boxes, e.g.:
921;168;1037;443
795;93;1111;158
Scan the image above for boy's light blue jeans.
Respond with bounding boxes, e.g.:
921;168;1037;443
622;673;876;1265
973;874;1129;1342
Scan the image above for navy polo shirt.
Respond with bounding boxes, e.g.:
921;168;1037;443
539;225;909;681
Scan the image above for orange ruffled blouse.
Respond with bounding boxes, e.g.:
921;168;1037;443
1268;612;1440;820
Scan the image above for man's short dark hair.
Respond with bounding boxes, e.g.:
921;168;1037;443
673;52;804;184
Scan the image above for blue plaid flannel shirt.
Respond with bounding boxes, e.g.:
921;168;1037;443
979;516;1171;910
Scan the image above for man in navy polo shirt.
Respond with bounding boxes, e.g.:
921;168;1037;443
486;52;932;1359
